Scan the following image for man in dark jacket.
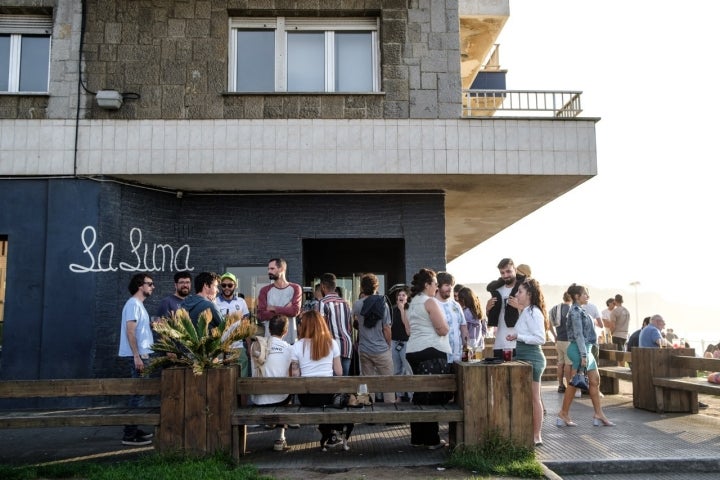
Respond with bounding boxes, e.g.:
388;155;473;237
181;271;223;328
485;258;526;358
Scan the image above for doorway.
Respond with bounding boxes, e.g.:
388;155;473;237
302;239;405;301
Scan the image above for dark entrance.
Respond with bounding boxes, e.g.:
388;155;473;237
302;239;405;299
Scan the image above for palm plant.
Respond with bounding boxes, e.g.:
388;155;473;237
147;308;257;375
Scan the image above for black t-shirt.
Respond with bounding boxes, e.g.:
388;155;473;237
390;305;410;342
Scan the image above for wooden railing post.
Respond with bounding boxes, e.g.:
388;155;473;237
456;361;533;449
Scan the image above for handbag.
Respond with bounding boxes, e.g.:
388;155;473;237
331;393;349;409
570;367;589;390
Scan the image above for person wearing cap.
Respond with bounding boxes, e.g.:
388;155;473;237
516;264;532;278
215;272;250;319
215;272;251;377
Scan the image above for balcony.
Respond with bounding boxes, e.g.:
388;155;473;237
462;89;583;118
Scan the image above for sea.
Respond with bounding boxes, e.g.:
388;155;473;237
464;282;719;357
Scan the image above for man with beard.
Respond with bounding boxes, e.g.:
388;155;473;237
486;258;526;359
157;271;192;318
118;273;156;446
257;258;302;343
215;272;251;376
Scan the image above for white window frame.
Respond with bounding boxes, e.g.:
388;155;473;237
229;17;380;93
0;14;52;94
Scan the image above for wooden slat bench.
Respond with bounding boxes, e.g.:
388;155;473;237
232;374;462;460
597;348;632;394
0;378;161;429
651;354;720;414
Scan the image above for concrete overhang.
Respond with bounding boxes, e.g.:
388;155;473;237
112;171;592;262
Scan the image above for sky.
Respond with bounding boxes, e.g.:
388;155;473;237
447;0;720;338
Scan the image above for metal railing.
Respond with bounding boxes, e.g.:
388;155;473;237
462;89;583;118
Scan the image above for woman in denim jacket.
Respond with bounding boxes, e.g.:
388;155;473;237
556;283;615;427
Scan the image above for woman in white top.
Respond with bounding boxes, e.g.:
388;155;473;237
505;278;548;446
291;310;342;407
405;268;451;450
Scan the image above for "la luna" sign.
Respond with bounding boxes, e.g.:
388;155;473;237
69;226;193;273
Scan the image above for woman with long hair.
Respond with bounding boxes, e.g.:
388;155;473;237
456;286;486;352
405;268;451;450
505;278;548;446
556;283;614;427
290;310;342;404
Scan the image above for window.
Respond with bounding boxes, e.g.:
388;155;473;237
229;17;379;93
0;15;52;93
223;266;272;317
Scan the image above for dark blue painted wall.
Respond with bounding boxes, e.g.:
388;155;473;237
0;179;446;380
0;179;101;380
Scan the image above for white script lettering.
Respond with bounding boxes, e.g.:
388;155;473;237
69;226;194;273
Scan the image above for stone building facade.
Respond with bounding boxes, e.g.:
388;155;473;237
0;0;597;380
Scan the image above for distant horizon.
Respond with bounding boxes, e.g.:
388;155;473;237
460;281;720;352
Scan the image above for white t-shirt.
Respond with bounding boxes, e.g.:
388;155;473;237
215;295;250;318
118;297;153;357
251;337;293;405
582;303;602;342
291;338;340;378
494;285;517;350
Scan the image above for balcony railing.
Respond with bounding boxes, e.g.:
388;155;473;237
462;89;583;118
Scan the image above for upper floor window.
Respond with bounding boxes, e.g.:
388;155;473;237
229;17;379;93
0;15;52;94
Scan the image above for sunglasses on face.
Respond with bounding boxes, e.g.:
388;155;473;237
143;281;154;286
221;283;234;288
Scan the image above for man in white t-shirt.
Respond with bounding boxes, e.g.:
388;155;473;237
435;272;468;364
250;315;294;450
215;272;251;376
118;273;155;447
486;258;524;358
600;298;615;344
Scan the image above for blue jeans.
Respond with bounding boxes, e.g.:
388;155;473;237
124;356;150;438
392;340;412;399
341;357;351;376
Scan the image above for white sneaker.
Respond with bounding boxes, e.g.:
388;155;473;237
575;390;582;398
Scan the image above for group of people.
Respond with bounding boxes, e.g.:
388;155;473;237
118;255;644;451
117;258;303;447
485;258;617;447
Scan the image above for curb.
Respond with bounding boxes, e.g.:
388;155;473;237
543;458;720;476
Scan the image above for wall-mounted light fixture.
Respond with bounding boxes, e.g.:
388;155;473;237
96;90;123;110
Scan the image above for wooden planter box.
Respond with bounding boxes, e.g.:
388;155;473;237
156;366;238;454
456;361;533;449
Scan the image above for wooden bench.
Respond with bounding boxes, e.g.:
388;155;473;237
597;348;632;394
232;361;534;461
232;374;462;460
650;354;720;413
0;378;161;429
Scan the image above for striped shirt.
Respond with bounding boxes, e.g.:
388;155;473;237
318;293;354;360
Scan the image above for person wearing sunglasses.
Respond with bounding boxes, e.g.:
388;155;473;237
118;273;156;446
215;272;250;319
215;272;251;376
